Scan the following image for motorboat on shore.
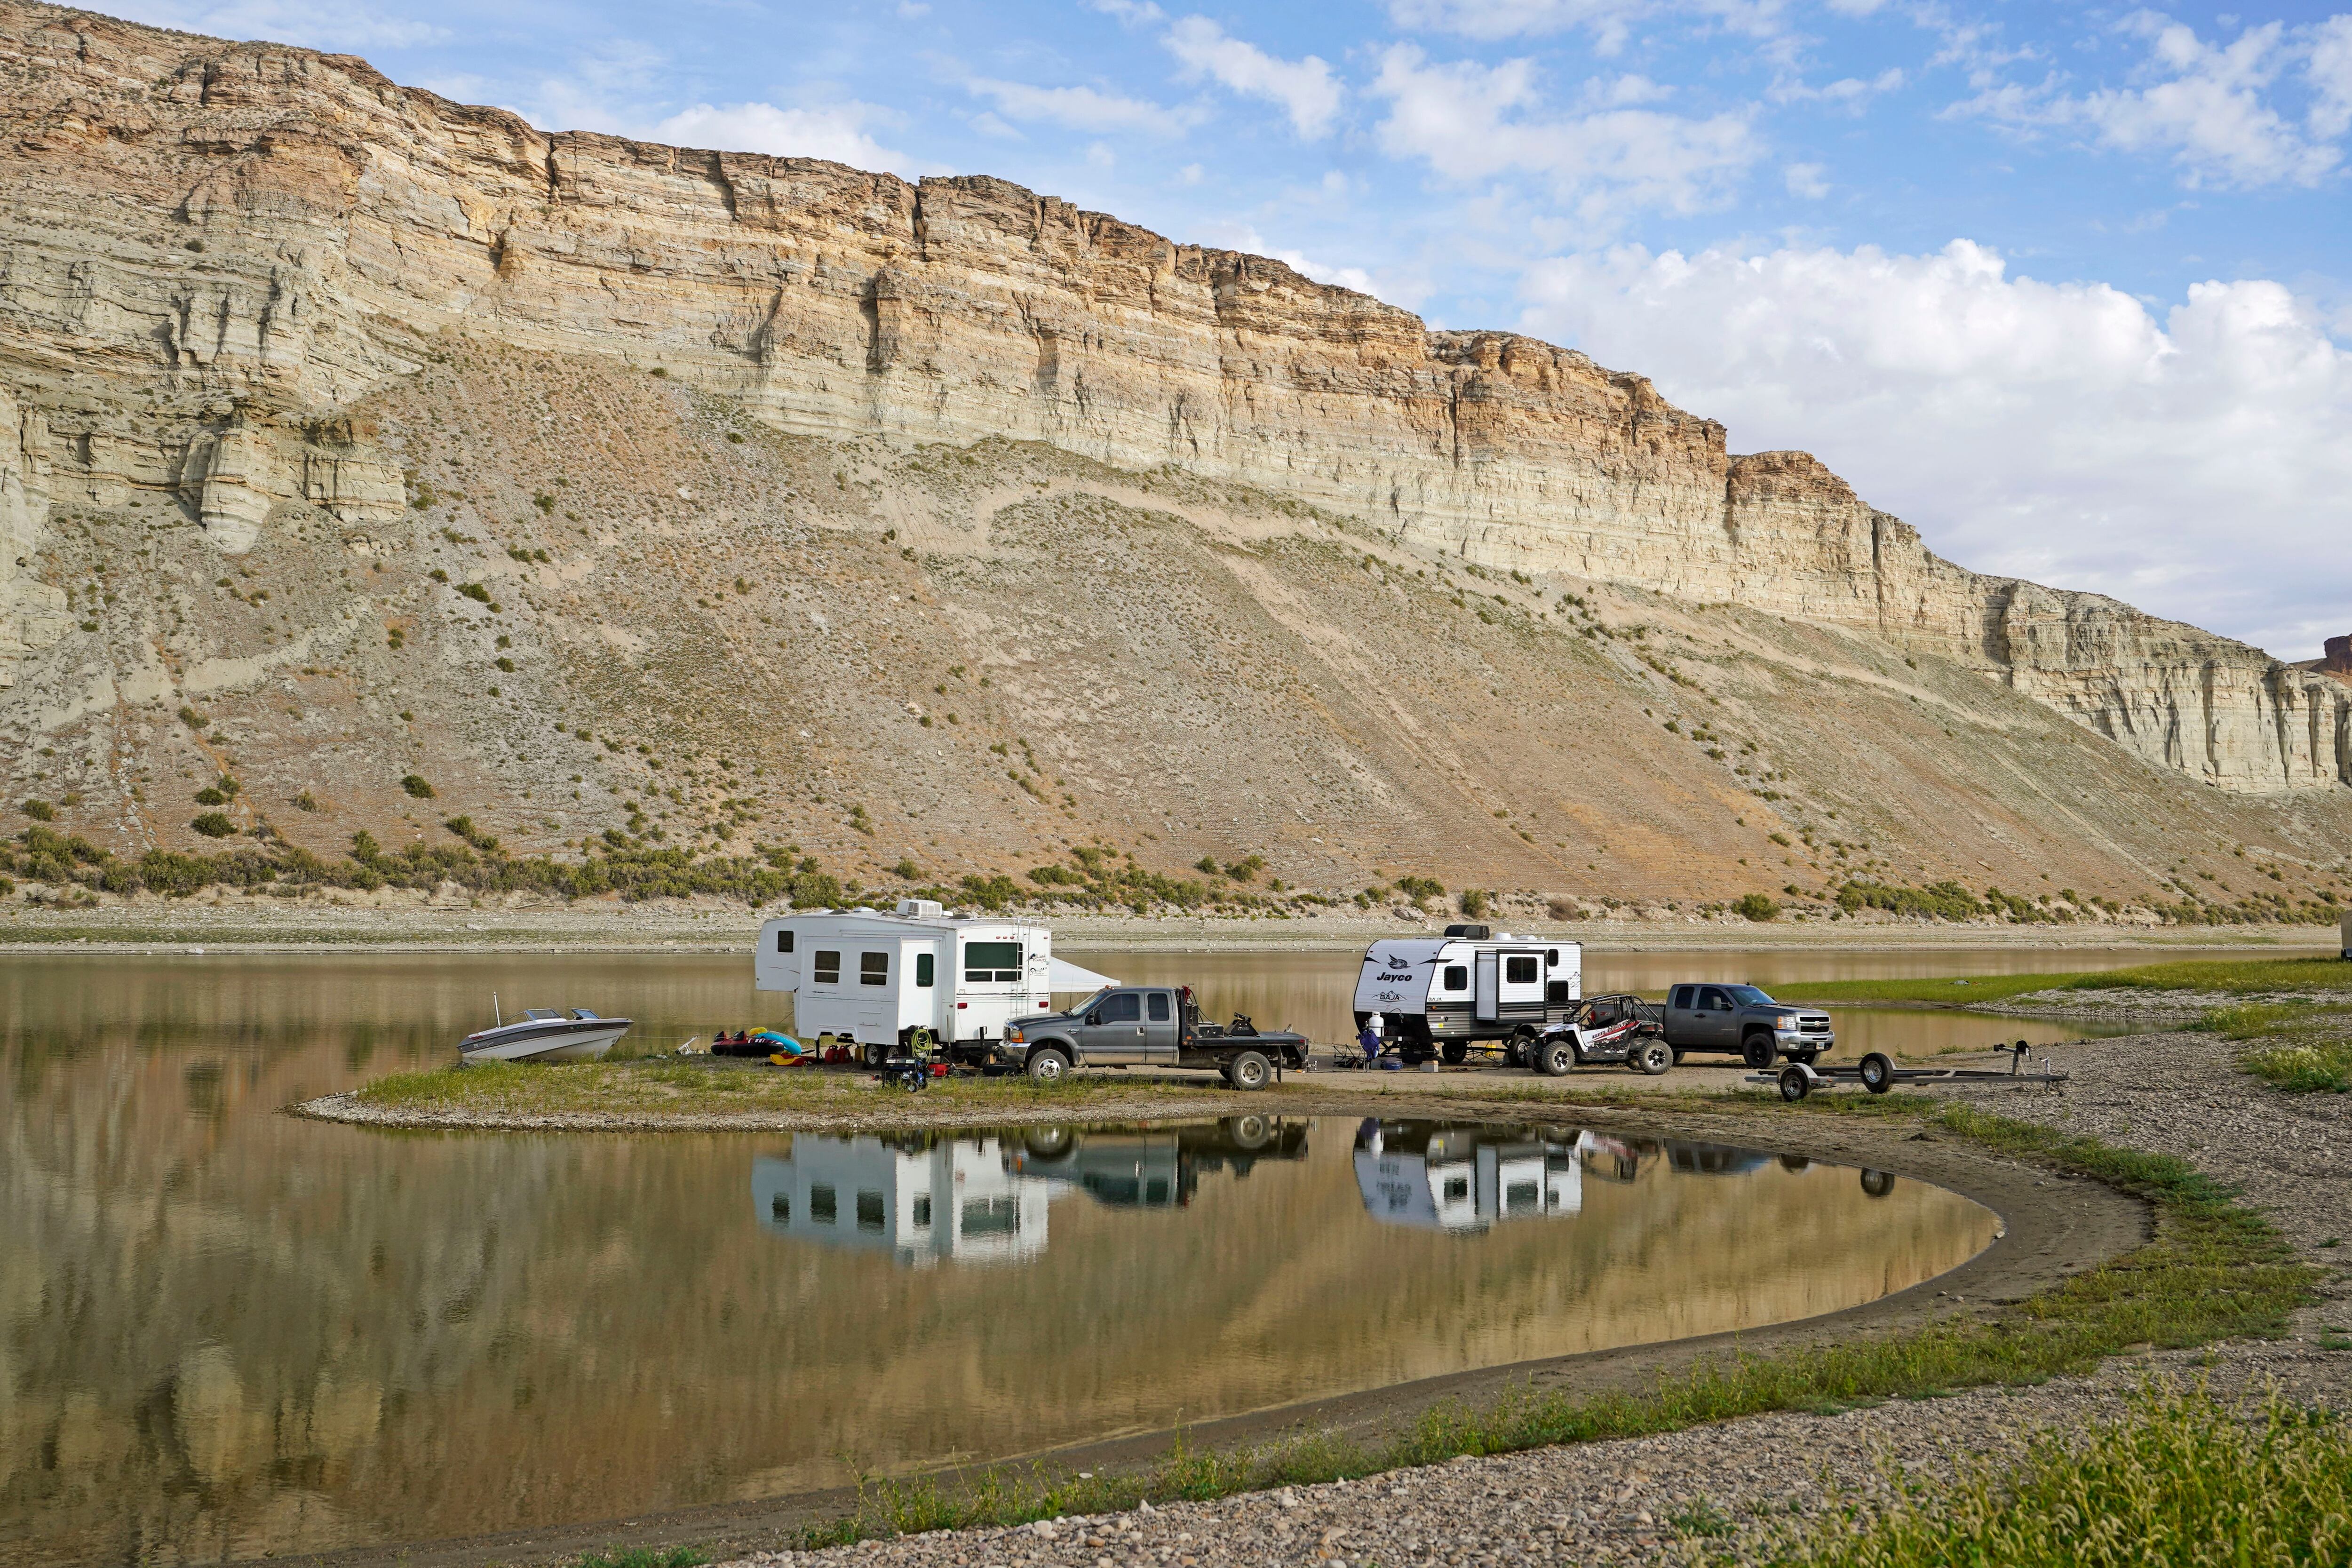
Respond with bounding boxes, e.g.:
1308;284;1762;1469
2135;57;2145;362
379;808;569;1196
460;1007;632;1063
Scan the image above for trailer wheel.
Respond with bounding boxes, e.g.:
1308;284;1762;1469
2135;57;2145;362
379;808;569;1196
1539;1040;1575;1077
862;1040;889;1069
1778;1064;1812;1101
1859;1052;1896;1094
1441;1042;1469;1066
1742;1032;1779;1069
1229;1051;1272;1091
1859;1168;1896;1198
1631;1040;1673;1076
1025;1048;1070;1084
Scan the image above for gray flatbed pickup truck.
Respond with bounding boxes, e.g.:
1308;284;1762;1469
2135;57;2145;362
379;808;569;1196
1001;984;1310;1090
1662;983;1835;1067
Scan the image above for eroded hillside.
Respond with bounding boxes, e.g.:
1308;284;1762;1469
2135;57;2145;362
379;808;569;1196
0;2;2348;923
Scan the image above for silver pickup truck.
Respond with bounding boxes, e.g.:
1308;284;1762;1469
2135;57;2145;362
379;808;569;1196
1662;983;1834;1067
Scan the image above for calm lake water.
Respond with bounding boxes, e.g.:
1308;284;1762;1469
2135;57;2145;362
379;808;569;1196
0;943;2149;1561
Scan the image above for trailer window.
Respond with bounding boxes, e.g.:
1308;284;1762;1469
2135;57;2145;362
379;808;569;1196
1545;947;1558;966
813;950;841;985
964;940;1024;982
915;953;935;987
810;1185;837;1224
1547;980;1570;1004
776;930;794;954
1505;955;1539;984
961;1196;1021;1237
860;951;890;986
1443;965;1468;991
1147;992;1171;1022
855;1190;885;1231
912;1195;931;1228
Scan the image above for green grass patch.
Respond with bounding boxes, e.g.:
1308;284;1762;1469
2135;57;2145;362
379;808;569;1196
1775;1381;2352;1566
1776;955;2352;1007
571;1548;706;1568
793;1103;2316;1549
349;1058;1231;1119
2188;1000;2352;1093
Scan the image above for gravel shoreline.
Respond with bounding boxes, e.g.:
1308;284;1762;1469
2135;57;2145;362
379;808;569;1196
684;1027;2352;1568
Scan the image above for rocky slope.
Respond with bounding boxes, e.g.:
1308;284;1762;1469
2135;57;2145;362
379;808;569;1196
0;1;2347;918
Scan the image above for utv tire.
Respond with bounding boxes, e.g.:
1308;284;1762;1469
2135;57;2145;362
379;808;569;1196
1631;1039;1673;1076
1539;1040;1576;1077
1742;1032;1779;1069
1025;1048;1070;1084
1441;1042;1469;1066
1229;1051;1272;1091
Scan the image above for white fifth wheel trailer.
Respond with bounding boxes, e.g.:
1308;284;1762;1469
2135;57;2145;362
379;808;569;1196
1352;923;1582;1064
755;900;1115;1066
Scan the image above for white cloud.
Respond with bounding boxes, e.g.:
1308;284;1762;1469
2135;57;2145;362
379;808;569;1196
108;0;446;49
965;77;1202;137
1518;239;2352;655
1200;223;1388;299
1370;45;1761;222
1783;160;1828;197
651;102;923;176
1770;65;1905;109
1086;0;1167;25
1954;15;2344;189
1163;16;1343;139
2310;15;2352;139
1384;0;1791;53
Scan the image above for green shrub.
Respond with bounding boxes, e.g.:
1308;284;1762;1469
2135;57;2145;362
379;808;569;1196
193;787;227;806
1396;874;1445;902
177;705;207;729
191;813;235;838
20;799;54;821
1459;888;1491;918
401;775;436;799
1733;891;1780;922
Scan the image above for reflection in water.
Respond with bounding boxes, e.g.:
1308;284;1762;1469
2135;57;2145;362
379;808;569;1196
753;1122;1318;1264
3;954;2013;1566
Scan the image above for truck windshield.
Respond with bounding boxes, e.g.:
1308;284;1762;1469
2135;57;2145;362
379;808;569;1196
1724;985;1776;1005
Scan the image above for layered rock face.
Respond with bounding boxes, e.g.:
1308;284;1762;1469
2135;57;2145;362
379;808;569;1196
0;2;2341;790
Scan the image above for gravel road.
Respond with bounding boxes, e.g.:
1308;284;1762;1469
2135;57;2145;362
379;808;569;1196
706;1026;2352;1568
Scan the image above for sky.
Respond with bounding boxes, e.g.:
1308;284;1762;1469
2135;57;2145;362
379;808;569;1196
114;0;2352;659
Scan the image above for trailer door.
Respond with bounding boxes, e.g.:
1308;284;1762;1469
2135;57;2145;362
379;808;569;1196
1475;950;1500;1023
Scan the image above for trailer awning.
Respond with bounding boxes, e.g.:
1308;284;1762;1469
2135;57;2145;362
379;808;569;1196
1047;957;1120;992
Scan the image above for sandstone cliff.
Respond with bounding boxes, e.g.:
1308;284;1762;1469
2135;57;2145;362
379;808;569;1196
0;3;2348;923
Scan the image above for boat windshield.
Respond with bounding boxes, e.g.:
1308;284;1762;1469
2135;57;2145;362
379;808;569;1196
523;1009;562;1020
572;1009;601;1019
1724;985;1777;1005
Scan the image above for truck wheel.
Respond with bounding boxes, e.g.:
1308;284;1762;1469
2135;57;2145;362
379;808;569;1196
1778;1065;1812;1101
1859;1052;1896;1094
1631;1040;1672;1076
1441;1042;1469;1066
1025;1048;1070;1084
1228;1051;1272;1091
1742;1032;1779;1069
1539;1040;1575;1077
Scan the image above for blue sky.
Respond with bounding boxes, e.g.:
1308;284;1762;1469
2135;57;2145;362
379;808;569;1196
121;0;2352;658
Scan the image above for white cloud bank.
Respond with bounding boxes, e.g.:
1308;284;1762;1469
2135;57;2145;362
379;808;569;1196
109;0;446;50
1520;240;2352;657
1163;16;1343;138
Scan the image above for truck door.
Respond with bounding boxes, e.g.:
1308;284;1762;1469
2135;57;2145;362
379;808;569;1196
1081;989;1147;1063
1694;985;1736;1049
1141;989;1179;1062
1474;951;1500;1024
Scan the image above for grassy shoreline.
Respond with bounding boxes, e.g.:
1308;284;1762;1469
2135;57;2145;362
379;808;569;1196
771;1099;2314;1552
1773;955;2352;1006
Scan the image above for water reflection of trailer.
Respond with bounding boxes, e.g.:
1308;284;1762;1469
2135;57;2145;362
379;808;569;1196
750;1132;1053;1266
1350;1120;1586;1231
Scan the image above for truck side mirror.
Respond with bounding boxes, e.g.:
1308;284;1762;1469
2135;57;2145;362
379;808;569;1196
1086;1011;1101;1026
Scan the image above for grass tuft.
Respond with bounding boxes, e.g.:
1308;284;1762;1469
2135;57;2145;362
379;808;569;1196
1775;1380;2352;1567
571;1548;706;1568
